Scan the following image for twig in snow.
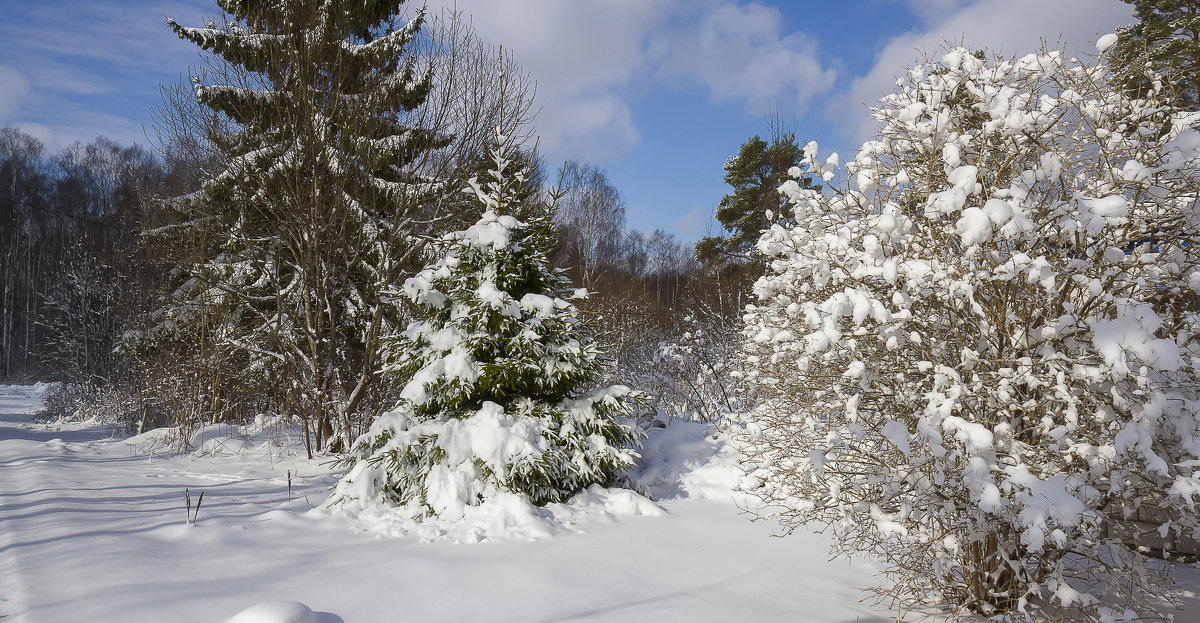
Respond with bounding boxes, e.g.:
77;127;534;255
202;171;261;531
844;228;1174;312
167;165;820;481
193;491;205;526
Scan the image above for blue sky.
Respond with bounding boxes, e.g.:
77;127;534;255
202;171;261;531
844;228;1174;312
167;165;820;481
0;0;1133;239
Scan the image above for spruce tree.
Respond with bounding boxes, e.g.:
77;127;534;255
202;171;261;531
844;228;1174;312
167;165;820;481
327;130;643;519
146;0;441;452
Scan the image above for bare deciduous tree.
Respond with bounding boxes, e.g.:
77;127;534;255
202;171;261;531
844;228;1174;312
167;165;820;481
554;160;626;289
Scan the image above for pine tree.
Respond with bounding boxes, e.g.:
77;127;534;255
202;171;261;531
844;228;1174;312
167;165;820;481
1111;0;1200;109
143;0;441;452
695;133;815;264
327;130;643;519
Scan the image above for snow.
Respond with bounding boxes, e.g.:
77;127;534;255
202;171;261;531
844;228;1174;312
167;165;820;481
0;385;904;622
226;601;327;623
1090;301;1185;377
519;292;562;317
1097;33;1119;53
955;206;992;245
1008;470;1090;553
460;211;518;249
942;416;994;454
881;419;911;457
475;279;519;315
981;197;1014;225
1078;194;1129;232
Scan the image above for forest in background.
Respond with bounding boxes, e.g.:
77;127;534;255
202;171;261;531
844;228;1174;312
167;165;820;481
0;119;750;423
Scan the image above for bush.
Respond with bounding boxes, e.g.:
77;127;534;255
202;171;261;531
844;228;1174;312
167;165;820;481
740;41;1200;621
643;309;746;423
38;382;148;432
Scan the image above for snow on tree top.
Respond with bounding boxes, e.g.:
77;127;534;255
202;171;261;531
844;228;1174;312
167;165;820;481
456;210;520;250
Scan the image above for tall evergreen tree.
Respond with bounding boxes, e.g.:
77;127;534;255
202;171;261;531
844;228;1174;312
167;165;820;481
327;130;642;519
142;0;441;452
695;133;815;264
1112;0;1200;109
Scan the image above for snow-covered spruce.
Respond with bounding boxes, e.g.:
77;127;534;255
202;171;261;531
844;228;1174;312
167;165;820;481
134;0;439;452
739;41;1200;621
326;133;643;521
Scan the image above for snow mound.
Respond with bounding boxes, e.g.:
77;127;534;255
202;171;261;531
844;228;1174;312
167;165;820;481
560;484;665;517
193;434;252;456
634;419;743;502
124;414;307;455
339;490;559;542
226;601;315;623
325;485;665;543
322;419;746;542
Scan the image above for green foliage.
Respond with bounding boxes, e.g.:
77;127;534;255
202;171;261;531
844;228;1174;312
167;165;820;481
353;394;640;508
437;146;549;230
329;133;642;517
148;0;442;451
387;157;595;416
696;134;816;264
1112;0;1200;108
166;0;440;233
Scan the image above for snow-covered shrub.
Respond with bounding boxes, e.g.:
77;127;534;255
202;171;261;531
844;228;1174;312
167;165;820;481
123;309;269;444
326;132;643;520
740;40;1200;621
594;283;748;424
37;382;144;432
644;309;746;423
35;382;74;422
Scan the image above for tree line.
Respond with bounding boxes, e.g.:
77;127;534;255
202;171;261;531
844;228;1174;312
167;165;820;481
0;132;183;383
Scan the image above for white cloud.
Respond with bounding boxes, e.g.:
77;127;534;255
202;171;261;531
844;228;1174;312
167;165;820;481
672;204;712;236
0;65;32;122
899;0;969;22
545;92;640;163
11;123;54;149
428;0;673;161
427;0;835;163
650;2;836;114
0;1;209;150
6;113;149;153
4;1;838;163
839;0;1133;142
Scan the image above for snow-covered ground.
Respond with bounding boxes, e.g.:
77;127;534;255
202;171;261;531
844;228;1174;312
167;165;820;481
1;384;1196;623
